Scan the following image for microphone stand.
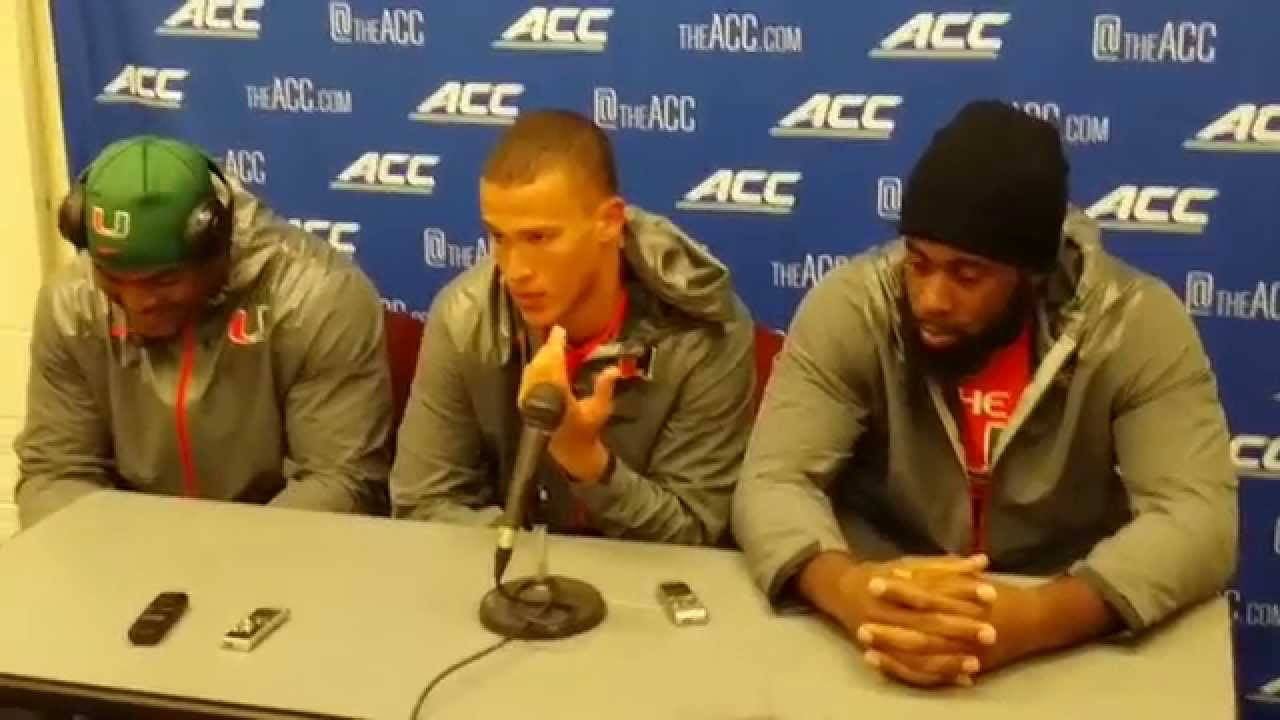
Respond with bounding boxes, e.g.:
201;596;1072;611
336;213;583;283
479;522;607;640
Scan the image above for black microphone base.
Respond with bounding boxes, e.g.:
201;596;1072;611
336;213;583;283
479;575;606;640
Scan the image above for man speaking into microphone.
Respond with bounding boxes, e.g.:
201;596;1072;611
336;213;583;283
391;110;754;545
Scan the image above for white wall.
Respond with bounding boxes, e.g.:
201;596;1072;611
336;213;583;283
0;0;69;540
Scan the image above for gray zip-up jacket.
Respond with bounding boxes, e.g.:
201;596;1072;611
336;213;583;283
732;210;1237;632
390;207;754;545
14;184;392;528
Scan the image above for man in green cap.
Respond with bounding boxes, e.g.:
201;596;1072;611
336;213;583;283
13;135;393;527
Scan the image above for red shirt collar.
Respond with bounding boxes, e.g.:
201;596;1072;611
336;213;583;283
564;291;629;381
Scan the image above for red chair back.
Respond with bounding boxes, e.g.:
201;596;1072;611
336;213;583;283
383;309;425;442
752;325;785;417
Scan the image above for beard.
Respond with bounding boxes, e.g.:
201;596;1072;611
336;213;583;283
901;279;1034;382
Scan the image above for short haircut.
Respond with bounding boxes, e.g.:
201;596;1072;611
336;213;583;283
482;109;619;197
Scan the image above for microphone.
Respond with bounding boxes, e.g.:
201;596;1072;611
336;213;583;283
494;382;567;585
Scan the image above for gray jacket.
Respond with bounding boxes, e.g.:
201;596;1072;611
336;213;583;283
732;210;1237;631
14;184;392;528
390;207;754;545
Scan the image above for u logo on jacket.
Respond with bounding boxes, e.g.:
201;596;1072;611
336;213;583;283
228;305;269;346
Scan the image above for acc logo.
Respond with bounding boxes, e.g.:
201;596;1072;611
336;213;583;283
1085;185;1217;235
330;153;439;196
1091;14;1216;64
221;149;267;185
771;254;849;290
1184;270;1280;322
870;12;1009;60
409;82;524;125
157;0;263;39
1184;104;1280;154
96;65;188;109
424;228;490;270
592;87;697;133
677;170;802;215
493;7;612;52
328;1;424;46
1233;435;1280;479
771;93;902;140
288;219;360;255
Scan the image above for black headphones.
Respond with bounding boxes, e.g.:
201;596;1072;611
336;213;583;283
57;146;235;263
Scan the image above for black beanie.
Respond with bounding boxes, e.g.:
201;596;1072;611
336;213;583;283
898;100;1069;273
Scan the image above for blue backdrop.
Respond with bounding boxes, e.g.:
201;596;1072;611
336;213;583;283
51;1;1279;713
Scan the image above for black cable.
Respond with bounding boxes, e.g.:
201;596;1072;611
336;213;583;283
409;636;512;719
409;576;570;716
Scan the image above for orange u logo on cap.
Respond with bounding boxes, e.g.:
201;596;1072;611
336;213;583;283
92;206;131;240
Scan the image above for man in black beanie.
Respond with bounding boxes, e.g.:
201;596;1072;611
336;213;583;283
733;100;1236;687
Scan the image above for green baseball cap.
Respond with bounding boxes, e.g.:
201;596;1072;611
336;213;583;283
82;136;216;272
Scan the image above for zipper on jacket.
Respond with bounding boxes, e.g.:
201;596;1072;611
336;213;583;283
988;334;1077;469
927;333;1078;554
175;324;201;497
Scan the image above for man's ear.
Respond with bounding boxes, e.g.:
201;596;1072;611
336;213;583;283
596;195;626;246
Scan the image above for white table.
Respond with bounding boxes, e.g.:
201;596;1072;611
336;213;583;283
0;492;1235;719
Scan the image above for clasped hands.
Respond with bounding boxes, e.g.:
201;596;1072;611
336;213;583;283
808;552;1047;688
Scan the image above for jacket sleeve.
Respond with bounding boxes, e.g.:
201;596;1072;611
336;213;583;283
14;285;115;528
270;265;392;514
573;301;755;546
731;273;879;598
389;293;502;526
1069;282;1238;632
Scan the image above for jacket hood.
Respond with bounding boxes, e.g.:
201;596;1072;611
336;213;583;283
221;181;295;297
622;206;736;324
212;180;355;308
